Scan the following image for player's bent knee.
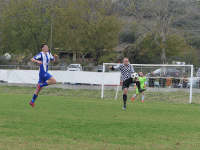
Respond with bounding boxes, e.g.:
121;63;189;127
123;89;128;94
123;88;126;91
54;79;57;84
51;78;56;84
49;77;56;84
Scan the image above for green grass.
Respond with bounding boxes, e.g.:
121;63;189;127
1;87;200;149
1;84;199;104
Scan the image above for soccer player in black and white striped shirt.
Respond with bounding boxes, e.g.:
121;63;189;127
109;58;145;110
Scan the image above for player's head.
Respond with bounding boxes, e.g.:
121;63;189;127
41;44;49;53
123;58;129;66
139;72;143;77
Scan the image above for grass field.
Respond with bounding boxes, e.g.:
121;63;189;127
0;85;200;149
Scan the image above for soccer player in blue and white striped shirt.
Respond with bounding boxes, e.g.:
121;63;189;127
29;44;58;107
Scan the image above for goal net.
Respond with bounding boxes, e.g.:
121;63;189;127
101;63;198;104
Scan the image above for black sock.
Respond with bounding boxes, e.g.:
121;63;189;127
136;81;141;89
123;94;127;105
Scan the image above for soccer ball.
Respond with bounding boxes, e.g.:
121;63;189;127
131;72;138;80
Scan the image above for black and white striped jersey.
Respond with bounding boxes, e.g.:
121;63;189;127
114;64;135;81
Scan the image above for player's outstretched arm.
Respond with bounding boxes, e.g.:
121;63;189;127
109;64;120;70
31;58;42;65
109;66;114;70
52;54;58;63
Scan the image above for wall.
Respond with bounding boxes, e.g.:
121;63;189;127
0;70;120;85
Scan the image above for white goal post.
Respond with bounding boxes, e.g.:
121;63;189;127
101;63;194;104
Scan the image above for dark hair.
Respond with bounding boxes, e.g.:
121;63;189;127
41;44;47;49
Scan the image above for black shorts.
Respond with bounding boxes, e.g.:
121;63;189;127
122;77;137;90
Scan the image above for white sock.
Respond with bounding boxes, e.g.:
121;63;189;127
142;95;145;101
133;94;137;98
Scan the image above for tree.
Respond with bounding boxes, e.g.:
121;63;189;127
124;32;198;65
184;1;200;50
128;0;195;64
79;14;122;65
0;0;52;55
53;0;122;65
187;35;200;49
53;0;89;55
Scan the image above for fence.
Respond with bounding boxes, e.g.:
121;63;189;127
0;65;97;71
0;65;200;89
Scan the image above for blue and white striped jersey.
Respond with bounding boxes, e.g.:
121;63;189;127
34;52;54;77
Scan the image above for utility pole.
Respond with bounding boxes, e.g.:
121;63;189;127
50;1;53;54
50;12;53;54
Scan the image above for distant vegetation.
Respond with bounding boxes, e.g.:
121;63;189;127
0;0;199;66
